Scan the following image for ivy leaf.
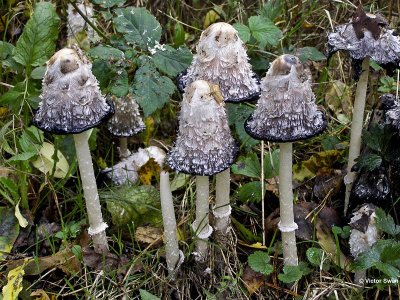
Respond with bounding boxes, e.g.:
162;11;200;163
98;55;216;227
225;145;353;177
295;47;326;62
375;208;400;236
133;62;175;116
13;2;60;68
152;45;193;77
92;0;126;8
114;7;161;50
236;181;262;203
232;23;251;43
248;16;282;48
278;265;303;283
110;69;129;97
88;45;125;61
248;251;273;275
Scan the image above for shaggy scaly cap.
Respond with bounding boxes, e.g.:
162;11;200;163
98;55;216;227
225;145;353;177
178;22;260;103
33;46;113;134
107;94;145;137
67;1;96;40
167;80;238;176
245;54;326;142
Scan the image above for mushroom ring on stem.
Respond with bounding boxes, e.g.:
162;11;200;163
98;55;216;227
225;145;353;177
33;46;113;254
245;54;327;266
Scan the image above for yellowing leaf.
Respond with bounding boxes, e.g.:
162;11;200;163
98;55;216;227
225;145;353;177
14;201;28;228
203;10;220;29
30;289;50;300
32;142;69;178
237;241;267;249
2;260;27;300
325;80;352;120
137;158;160;185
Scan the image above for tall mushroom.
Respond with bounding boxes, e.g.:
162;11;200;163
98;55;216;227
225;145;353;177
326;5;400;214
167;80;238;262
245;54;327;266
107;94;145;159
33;46;113;254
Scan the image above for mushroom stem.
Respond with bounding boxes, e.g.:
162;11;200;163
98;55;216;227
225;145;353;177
119;137;131;159
278;142;298;266
214;168;231;235
344;57;370;215
73;131;109;254
160;171;181;276
193;175;212;262
354;269;366;289
261;141;266;245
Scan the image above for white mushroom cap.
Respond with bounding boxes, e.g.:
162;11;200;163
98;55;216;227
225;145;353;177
107;94;145;137
33;46;113;134
245;54;326;142
178;22;260;103
67;1;96;40
167;80;238;176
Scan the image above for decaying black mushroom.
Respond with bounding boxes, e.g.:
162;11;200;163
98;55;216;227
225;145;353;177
327;6;400;79
177;22;260;103
245;54;327;142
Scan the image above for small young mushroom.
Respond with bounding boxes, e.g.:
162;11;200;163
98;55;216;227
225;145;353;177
349;203;380;286
33;46;113;254
67;0;96;44
167;80;238;262
178;22;260;103
326;6;400;214
245;54;327;266
107;94;145;159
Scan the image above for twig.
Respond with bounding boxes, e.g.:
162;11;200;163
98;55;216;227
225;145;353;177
0;82;14;88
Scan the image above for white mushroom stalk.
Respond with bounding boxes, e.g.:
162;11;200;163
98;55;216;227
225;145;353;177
178;22;260;103
245;55;327;266
214;168;232;236
33;46;113;254
167;80;238;262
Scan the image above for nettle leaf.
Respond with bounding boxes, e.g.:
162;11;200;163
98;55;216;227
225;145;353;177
354;153;382;172
92;0;126;8
13;2;59;68
278;265;303;283
248;251;273;275
236;181;262;203
232;23;251;44
375;208;400;236
110;69;129;97
88;45;125;61
114;7;161;50
248;16;282;48
295;47;326;62
133;62;175;116
152;45;192;77
227;103;259;149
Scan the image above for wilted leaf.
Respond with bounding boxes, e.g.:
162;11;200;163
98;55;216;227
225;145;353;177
135;226;162;246
114;7;161;49
2;260;26;300
325;80;352;120
137;158;160;185
152;45;192;77
0;207;19;261
313;168;343;200
248;16;282;48
233;23;251;43
248;251;273;275
102;185;162;227
133;61;175;116
30;290;50;300
14;201;28;228
242;265;265;295
13;2;60;68
31;142;69;178
140;289;161;300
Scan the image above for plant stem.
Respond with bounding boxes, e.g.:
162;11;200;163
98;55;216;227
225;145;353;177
278;142;298;266
193;175;211;262
344;57;370;215
214;168;231;235
119;137;130;159
73;131;109;254
160;171;181;276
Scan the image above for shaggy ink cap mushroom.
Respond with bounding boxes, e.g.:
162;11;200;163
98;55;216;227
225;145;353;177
177;22;260;103
167;80;238;176
383;94;400;132
33;46;113;134
327;5;400;79
245;54;327;142
107;94;145;137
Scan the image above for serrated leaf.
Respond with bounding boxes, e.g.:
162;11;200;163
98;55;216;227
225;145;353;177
139;289;161;300
375;262;400;278
259;0;283;21
152;45;192;77
88;45;125;60
278;265;303;283
0;41;14;60
0;207;19;261
354;239;393;270
248;16;282;48
362;124;393;154
236;181;262;203
248;251;273;275
92;0;126;8
114;7;161;50
381;243;400;263
295;47;326;62
375;208;400;236
133;62;175;116
354;153;382;172
110;69;129;97
233;23;251;43
12;2;60;68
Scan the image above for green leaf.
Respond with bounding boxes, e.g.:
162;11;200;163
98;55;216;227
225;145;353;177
88;45;125;60
248;251;273;275
30;66;46;80
375;262;400;278
139;289;161;300
92;0;126;8
173;23;186;47
110;69;129;97
0;177;19;203
0;207;19;261
7;152;37;162
278;265;303;283
232;23;251;44
236;181;262;203
0;82;25;109
375;208;400;236
92;59;113;90
102;185;162;227
248;16;282;48
264;149;280;178
13;2;60;68
114;7;162;50
306;247;324;267
152;45;192;77
295;47;326;62
354;240;393;270
132;62;175;116
354;153;382;172
362;124;393;154
381;243;400;263
259;0;283;21
232;152;260;178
